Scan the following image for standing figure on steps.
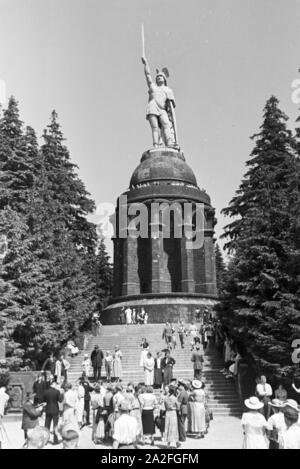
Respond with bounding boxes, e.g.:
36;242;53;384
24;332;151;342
142;56;177;148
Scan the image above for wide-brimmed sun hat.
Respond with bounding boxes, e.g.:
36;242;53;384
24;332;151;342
177;379;187;386
268;399;284;408
192;380;202;389
282;399;299;413
244;396;264;410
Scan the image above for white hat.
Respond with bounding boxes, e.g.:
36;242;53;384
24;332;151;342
268;399;284;408
192;380;202;389
282;399;300;413
244;396;264;410
84;353;89;358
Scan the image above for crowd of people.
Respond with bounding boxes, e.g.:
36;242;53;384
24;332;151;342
241;396;300;449
1;312;300;449
11;375;212;449
120;307;148;325
0;317;214;449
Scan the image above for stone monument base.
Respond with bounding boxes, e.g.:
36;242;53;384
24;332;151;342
102;293;218;325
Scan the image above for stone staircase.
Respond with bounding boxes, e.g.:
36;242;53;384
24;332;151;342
67;324;242;416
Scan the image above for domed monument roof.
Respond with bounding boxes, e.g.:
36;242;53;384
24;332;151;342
130;149;197;188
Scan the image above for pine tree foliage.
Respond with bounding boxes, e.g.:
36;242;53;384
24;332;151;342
220;96;300;381
0;99;112;369
215;243;227;296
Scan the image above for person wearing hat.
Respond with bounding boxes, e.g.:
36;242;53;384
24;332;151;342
242;396;268;449
26;426;50;449
60;423;80;449
141;56;176;148
22;392;44;446
279;400;300;449
112;400;139;449
188;380;206;439
266;399;286;449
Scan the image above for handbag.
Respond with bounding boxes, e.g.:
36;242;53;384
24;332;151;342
95;407;107;424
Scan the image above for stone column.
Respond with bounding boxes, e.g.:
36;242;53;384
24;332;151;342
121;222;140;296
150;229;166;293
112;238;123;297
181;236;195;292
204;233;217;296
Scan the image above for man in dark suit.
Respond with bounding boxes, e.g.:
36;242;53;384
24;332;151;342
177;380;189;442
22;392;44;446
33;374;46;405
81;375;94;427
91;345;104;381
191;345;204;379
41;353;56;386
43;379;63;444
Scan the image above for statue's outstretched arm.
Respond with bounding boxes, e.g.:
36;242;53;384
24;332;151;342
141;57;153;88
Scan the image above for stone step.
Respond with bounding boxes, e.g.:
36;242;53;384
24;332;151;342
67;325;242;416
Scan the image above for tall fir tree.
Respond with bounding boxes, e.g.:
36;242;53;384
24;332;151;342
41;111;97;252
220;96;300;381
215;243;227;296
0;100;113;368
0;98;44;367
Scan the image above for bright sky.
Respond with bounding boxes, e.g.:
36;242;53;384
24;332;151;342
0;0;300;258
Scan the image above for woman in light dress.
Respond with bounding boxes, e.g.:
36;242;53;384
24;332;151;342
187;380;206;438
112;346;123;380
82;354;90;377
67;340;79;357
140;343;149;368
91;384;106;444
242;396;269;449
163;385;179;448
76;379;86;428
104;351;113;381
62;383;78;427
144;352;155;386
129;385;143;440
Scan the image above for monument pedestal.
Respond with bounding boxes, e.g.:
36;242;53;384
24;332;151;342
106;147;218;324
103;293;218;324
